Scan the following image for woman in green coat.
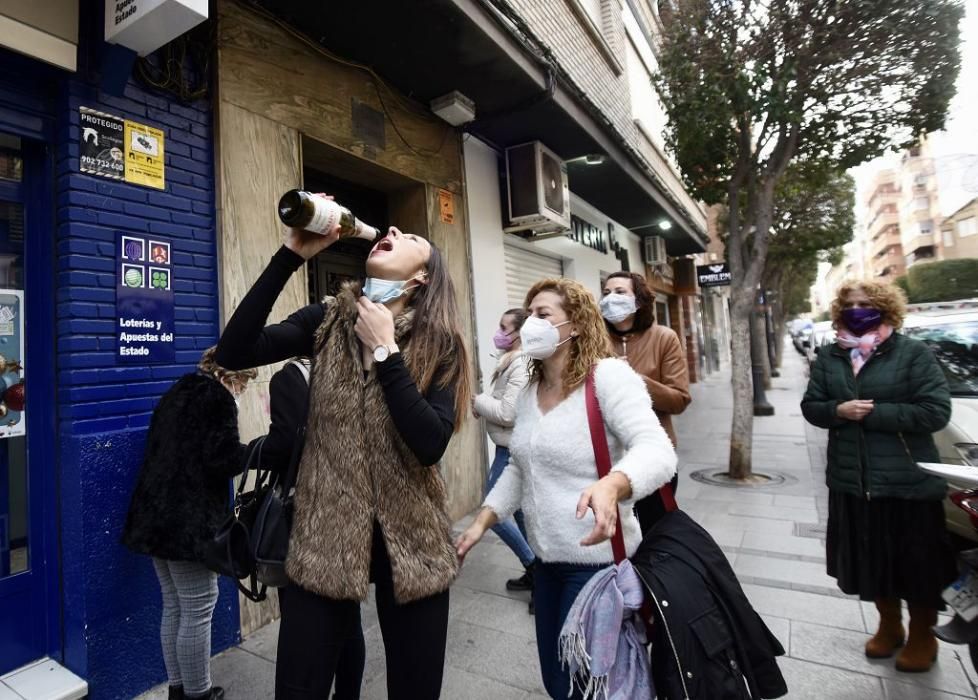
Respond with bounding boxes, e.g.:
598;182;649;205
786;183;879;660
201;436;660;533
802;280;954;674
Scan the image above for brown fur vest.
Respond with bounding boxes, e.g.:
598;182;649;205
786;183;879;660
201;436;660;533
285;286;458;603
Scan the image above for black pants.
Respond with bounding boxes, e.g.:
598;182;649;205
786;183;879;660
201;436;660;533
634;473;680;535
275;524;450;699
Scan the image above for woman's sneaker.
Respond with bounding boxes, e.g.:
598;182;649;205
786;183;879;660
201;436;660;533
506;560;537;591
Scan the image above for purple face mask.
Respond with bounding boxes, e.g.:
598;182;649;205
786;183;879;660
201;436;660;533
841;308;882;336
493;328;515;351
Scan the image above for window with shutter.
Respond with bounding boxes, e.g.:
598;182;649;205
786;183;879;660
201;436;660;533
504;243;564;310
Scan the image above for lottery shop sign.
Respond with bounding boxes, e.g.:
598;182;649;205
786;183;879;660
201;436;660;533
117;235;175;363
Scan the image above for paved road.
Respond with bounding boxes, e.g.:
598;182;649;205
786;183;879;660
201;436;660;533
140;344;978;699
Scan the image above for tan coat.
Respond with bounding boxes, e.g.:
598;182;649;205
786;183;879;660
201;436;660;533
285;287;458;603
609;324;691;446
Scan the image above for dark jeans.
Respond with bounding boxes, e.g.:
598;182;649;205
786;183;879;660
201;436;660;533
275;524;450;699
533;561;606;700
634;473;680;535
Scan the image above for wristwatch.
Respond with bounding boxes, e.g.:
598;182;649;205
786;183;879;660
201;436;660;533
373;343;400;363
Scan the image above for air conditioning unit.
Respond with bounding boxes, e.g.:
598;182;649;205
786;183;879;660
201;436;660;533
644;235;668;266
503;141;570;238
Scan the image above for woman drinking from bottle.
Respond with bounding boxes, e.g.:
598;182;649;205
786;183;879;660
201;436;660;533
215;194;470;700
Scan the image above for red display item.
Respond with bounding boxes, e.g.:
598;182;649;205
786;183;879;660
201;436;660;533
4;381;25;412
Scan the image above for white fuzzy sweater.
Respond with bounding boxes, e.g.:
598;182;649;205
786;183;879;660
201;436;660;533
483;358;678;565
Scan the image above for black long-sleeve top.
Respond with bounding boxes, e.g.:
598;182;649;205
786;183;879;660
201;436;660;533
215;246;456;466
260;361;308;474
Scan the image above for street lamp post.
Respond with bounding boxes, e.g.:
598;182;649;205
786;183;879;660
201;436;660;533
765;289;780;378
751;289;775;416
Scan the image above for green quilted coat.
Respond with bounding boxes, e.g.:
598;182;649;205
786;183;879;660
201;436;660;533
801;332;951;501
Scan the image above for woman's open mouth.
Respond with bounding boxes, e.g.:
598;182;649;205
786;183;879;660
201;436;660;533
370;238;395;256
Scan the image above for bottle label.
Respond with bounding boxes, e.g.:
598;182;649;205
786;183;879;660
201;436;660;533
306;198;341;235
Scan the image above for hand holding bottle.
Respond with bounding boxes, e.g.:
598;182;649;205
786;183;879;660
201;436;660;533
283;193;342;260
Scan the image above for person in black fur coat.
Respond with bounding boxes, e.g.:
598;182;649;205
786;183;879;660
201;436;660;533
122;347;256;700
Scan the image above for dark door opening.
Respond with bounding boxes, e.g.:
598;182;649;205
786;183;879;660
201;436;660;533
302;168;388;302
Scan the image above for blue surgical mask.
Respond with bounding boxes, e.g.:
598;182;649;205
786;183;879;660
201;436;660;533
363;276;422;304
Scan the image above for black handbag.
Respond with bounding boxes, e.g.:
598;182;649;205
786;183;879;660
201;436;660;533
202;435;273;602
251;426;304;587
251;359;311;588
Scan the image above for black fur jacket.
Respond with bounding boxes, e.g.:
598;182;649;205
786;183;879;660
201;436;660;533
122;372;245;561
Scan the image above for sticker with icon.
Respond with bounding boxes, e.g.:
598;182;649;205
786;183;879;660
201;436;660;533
122;264;145;288
149;267;171;291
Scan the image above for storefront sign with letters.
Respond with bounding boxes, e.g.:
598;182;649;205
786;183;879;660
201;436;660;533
117;235;175;363
697;262;732;287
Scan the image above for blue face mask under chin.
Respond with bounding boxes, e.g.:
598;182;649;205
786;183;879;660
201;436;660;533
363;276;421;304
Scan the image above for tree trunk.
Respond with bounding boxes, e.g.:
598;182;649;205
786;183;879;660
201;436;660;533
728;289;754;479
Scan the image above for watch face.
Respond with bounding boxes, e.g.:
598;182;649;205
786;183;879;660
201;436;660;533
373;345;389;362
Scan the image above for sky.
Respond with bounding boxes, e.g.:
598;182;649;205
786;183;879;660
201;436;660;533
850;0;978;223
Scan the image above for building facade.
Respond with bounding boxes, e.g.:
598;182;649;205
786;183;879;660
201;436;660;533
0;1;238;698
865;168;905;282
898;139;944;268
940;197;978;260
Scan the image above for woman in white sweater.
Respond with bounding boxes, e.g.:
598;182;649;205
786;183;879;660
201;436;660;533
472;308;536;599
457;279;677;700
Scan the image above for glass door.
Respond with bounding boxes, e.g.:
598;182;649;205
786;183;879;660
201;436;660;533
0;133;52;674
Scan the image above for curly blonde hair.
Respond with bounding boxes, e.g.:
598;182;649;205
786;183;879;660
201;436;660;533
197;346;258;386
523;278;613;392
830;280;908;330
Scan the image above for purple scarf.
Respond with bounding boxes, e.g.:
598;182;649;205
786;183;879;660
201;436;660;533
558;560;654;700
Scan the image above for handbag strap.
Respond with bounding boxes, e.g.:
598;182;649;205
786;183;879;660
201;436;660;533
584;367;679;564
279;359;313;494
584;368;628;565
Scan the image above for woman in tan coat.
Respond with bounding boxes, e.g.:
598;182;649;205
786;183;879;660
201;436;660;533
601;271;690;532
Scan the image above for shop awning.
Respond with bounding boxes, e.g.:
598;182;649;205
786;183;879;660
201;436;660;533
252;0;708;255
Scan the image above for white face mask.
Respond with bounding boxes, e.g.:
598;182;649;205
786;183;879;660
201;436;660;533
363;276;423;304
600;293;637;323
520;316;572;360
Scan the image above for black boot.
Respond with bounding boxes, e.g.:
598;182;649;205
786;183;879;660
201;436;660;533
168;687;184;700
506;560;537;591
186;688;224;700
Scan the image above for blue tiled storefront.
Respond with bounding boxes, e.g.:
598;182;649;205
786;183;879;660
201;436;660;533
0;4;239;698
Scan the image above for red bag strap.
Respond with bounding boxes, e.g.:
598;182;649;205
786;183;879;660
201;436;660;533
585;368;628;564
584;367;679;563
660;481;678;513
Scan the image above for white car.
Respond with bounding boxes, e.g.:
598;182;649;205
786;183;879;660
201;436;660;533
903;307;978;541
805;321;835;368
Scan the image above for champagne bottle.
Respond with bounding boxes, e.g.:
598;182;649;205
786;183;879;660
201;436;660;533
277;190;380;242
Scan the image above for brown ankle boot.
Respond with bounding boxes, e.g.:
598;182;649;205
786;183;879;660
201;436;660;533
865;598;905;658
895;606;938;673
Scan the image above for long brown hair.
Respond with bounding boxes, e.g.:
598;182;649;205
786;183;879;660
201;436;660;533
604;271;655;333
524;278;613;392
407;243;471;430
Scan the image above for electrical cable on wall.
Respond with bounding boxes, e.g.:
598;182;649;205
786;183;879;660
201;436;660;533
135;21;214;103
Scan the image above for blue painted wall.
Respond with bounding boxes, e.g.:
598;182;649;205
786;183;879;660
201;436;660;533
0;3;240;698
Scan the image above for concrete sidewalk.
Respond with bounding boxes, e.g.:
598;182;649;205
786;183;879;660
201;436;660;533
140;345;978;699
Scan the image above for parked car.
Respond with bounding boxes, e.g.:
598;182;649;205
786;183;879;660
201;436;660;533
903;308;978;541
805;321;835;367
791;319;814;354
